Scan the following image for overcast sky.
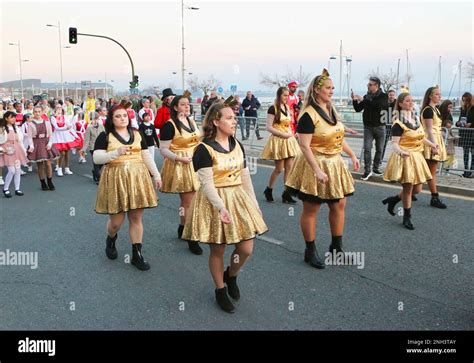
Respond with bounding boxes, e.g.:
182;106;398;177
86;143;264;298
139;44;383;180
1;0;472;95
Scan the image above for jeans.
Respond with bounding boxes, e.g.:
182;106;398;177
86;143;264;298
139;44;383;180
237;116;246;139
363;126;386;173
381;124;392;161
244;117;260;138
463;146;474;171
90;151;103;180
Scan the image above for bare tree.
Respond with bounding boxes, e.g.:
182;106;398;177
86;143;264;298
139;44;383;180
259;68;312;89
368;69;399;92
187;75;222;96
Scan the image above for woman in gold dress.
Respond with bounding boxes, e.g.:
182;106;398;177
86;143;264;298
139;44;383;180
159;94;202;255
420;86;448;209
94;105;162;271
285;69;360;269
382;93;438;230
261;86;299;203
182;97;268;313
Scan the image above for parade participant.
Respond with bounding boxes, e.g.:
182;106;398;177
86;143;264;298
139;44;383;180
138;98;155;123
138;112;159;161
64;98;75;117
82;91;96;124
24;101;34;115
285;69;359;269
261;86;299;204
383;93;438;230
81;111;105;184
420;86;448;208
287;81;299;133
93;105;161;271
14;102;24;126
74;110;87;163
50;105;80;176
182;97;268;313
0;111;28;197
97;106;107;126
159;94;202;255
154;88;176;133
21;114;33;172
27;106;59;191
119;100;138;130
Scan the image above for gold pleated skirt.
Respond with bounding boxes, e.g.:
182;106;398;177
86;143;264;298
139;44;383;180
95;161;158;214
182;185;268;244
261;135;299;160
422;132;447;162
160;150;200;193
285;152;354;203
383;151;432;185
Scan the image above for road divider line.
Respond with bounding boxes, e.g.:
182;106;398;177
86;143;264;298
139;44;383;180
256;235;285;245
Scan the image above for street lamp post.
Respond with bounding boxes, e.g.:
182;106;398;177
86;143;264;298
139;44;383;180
181;0;199;92
8;41;26;99
328;56;337;74
47;22;65;100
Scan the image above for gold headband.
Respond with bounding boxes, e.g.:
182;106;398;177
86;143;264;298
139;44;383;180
316;68;330;90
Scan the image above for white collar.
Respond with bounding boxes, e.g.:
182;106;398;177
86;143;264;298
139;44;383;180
33;119;44;124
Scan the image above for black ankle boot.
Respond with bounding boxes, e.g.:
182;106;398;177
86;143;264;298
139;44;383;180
403;208;414;230
187;240;203;255
412;194;418;202
40;179;49;191
382;195;401;216
47;177;55;191
430;193;447;209
105;234;118;260
224;267;240;300
215;287;235;313
282;189;297;204
328;235;344;254
263;187;274;202
304;241;326;269
177;224;184;239
131;243;150;270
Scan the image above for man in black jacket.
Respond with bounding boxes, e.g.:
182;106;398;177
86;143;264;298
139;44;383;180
241;91;263;140
352;77;388;180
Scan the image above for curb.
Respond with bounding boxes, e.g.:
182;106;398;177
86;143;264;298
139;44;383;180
247;151;474;198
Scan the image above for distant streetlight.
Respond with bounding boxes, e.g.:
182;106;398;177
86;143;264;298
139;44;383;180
46;22;65;100
181;0;199;91
8;41;28;99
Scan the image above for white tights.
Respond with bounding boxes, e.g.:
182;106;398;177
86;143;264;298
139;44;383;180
3;166;21;191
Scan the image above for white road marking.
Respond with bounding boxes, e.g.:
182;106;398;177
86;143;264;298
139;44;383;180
256;235;285;245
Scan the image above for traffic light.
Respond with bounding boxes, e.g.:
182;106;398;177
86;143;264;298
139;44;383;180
129;75;139;89
69;27;77;44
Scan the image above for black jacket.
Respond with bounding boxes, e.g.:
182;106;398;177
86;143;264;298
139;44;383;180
241;96;261;118
353;91;388;127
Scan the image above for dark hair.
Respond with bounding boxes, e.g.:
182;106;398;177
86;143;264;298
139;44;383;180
439;100;453;126
170;95;191;134
142;112;151;120
0;111;18;133
461;92;472;111
104;105;131;134
388;89;396;94
119;99;132;109
273;86;289;124
369;76;381;87
421;86;439;111
22;113;31;125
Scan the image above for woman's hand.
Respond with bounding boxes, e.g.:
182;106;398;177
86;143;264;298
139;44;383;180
431;143;440;155
400;150;410;158
154;178;162;190
351;156;360;172
220;208;232;224
116;146;128;155
315;170;329;183
178;156;192;164
283;132;293;139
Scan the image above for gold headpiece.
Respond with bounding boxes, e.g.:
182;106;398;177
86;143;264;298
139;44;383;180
223;95;239;108
316;68;330;89
183;90;192;99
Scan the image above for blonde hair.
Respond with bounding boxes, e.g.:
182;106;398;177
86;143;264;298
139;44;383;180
299;70;338;122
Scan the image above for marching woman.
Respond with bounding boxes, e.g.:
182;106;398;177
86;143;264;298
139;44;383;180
261;86;299;204
27;106;59;191
182;97;268;313
93;105;161;271
159;93;202;255
383;93;438;230
420;86;448;208
0;111;28;197
285;69;360;269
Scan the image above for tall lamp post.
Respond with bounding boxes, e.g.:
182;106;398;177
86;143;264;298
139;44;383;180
181;0;199;92
46;22;65;100
8;41;29;99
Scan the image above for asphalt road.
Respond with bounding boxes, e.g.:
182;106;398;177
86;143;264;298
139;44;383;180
0;154;473;330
